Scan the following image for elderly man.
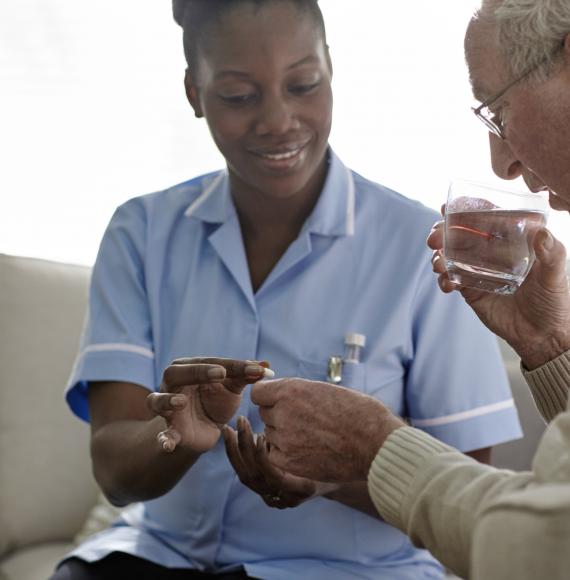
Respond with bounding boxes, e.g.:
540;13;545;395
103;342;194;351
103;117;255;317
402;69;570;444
244;1;570;578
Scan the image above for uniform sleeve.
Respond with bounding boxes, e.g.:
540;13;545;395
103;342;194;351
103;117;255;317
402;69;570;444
404;259;522;451
368;391;570;578
65;199;156;422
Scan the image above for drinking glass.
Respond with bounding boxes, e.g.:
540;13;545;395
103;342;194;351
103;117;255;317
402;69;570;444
444;179;549;294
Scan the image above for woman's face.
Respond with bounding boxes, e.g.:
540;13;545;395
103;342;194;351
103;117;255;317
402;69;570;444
186;1;333;201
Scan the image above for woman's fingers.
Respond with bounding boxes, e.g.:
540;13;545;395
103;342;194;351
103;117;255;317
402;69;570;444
147;392;187;417
157;427;182;453
161;360;273;396
162;363;227;391
237;416;258;466
168;358;271;380
223;425;246;472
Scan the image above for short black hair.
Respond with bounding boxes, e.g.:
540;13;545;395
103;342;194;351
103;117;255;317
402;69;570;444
172;0;326;70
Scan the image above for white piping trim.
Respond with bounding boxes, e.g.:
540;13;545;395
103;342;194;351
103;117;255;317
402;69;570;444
346;167;355;236
83;343;155;359
184;171;226;217
411;399;515;428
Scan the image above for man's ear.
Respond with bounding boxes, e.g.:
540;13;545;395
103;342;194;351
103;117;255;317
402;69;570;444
184;68;204;118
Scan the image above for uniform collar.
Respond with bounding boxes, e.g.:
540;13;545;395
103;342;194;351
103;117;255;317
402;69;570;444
184;148;355;237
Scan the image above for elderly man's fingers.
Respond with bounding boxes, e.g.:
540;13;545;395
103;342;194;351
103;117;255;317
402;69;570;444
251;379;283;407
439;272;460;293
431;250;447;274
147;392;187;417
426;221;444;250
258;405;277;428
157;428;181;453
533;229;568;284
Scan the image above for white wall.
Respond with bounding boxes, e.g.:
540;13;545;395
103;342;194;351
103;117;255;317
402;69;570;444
1;0;567;266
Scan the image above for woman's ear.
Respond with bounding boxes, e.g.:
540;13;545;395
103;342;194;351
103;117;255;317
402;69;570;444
184;68;204;118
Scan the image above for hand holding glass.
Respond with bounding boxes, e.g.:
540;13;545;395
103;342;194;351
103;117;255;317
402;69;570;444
444;180;549;294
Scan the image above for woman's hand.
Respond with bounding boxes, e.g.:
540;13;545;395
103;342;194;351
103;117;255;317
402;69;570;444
428;221;570;369
223;416;333;509
146;358;269;454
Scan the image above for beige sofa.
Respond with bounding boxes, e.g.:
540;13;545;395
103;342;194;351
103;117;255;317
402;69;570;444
0;253;548;580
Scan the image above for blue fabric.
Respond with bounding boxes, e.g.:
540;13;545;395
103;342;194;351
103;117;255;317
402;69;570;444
64;151;521;579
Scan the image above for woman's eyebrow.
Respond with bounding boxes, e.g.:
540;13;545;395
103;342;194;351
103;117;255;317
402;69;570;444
287;55;318;70
213;70;251;81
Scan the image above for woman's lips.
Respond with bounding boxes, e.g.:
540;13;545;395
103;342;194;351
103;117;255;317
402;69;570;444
249;141;310;171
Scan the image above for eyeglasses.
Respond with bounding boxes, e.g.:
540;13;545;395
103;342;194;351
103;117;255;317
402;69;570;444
471;67;536;140
472;40;566;140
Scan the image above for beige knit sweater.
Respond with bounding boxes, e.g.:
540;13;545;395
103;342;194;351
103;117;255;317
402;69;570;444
367;351;570;580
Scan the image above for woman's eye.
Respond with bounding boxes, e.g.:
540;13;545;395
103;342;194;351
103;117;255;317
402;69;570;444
219;94;256;105
289;82;320;96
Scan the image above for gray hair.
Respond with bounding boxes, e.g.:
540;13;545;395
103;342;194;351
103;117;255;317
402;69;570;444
482;0;570;80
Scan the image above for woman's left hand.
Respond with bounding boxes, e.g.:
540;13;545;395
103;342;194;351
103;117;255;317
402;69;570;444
223;416;334;509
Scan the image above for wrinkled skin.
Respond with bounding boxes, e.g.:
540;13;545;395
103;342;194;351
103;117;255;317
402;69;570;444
426;21;570;369
249;378;405;483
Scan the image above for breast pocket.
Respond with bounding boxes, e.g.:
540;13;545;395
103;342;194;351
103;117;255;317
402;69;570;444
296;359;367;392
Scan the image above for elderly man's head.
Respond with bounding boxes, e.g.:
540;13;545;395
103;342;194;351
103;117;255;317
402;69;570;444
465;0;570;211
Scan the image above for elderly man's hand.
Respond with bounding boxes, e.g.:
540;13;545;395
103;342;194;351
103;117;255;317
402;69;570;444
428;221;570;369
250;378;405;482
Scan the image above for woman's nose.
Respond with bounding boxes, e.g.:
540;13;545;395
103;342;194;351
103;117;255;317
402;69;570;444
254;95;300;136
489;133;523;180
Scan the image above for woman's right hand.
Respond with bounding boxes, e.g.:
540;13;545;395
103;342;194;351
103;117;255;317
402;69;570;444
146;357;269;454
428;222;570;370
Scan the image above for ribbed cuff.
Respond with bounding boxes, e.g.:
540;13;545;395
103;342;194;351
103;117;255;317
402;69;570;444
367;426;454;529
522;350;570;422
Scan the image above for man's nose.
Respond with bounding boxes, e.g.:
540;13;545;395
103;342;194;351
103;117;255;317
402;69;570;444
489;133;523;180
254;94;301;136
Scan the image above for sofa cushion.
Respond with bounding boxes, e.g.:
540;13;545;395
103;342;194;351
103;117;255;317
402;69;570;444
0;254;99;556
0;542;73;580
73;493;122;546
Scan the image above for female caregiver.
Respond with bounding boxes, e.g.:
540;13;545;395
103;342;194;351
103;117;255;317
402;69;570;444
51;1;521;579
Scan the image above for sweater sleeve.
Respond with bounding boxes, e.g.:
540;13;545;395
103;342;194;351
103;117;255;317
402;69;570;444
367;427;534;578
522;350;570;422
367;353;570;577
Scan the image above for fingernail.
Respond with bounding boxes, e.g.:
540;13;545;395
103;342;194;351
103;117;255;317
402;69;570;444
158;434;173;453
171;395;186;407
262;368;275;379
237;416;245;431
207;367;225;379
245;364;264;376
